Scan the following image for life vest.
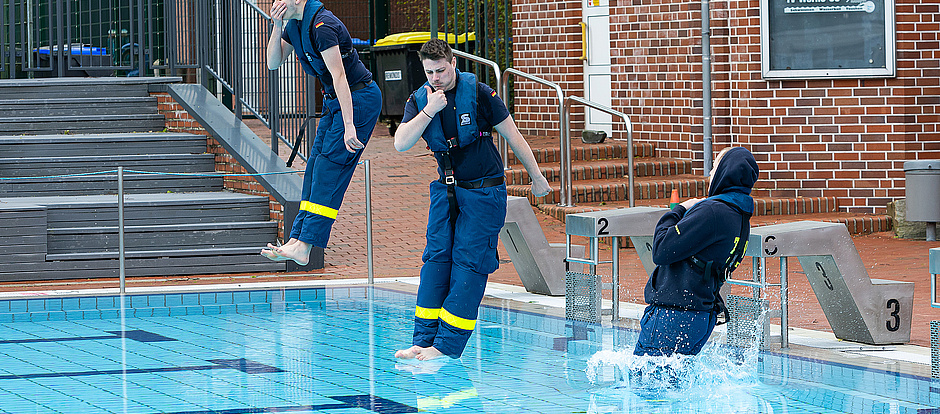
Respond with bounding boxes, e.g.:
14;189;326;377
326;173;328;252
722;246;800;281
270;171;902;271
283;2;359;88
413;70;480;152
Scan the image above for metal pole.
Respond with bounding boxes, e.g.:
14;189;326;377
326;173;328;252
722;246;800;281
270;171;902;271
365;160;374;284
611;236;619;321
780;256;788;349
430;0;438;37
118;167;126;294
701;0;713;175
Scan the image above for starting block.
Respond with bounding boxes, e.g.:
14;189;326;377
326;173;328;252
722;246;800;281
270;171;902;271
746;221;913;345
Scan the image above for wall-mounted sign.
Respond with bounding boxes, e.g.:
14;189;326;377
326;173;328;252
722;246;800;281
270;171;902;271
760;0;895;79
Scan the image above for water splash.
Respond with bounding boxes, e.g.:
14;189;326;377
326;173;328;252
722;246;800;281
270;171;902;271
583;309;773;412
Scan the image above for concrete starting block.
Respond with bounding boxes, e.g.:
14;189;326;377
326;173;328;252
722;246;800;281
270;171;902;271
746;221;913;345
565;207;669;321
500;196;583;296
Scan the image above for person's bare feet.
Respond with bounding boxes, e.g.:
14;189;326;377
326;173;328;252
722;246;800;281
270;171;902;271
260;239;311;265
261;243;290;261
415;346;445;361
395;345;422;359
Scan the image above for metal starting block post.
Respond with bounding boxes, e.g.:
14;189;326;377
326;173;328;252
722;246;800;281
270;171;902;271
564;207;669;323
929;248;940;378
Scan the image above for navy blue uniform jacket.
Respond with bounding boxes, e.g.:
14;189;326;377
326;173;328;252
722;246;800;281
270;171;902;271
644;147;759;312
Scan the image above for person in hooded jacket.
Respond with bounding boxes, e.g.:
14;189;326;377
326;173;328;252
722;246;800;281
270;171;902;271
633;146;759;357
260;0;382;266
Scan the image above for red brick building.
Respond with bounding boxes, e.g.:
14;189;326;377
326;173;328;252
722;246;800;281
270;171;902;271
512;0;939;213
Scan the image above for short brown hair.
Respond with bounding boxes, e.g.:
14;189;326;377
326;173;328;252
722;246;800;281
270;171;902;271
418;39;453;62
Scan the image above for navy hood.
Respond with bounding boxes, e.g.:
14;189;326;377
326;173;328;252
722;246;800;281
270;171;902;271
707;147;759;214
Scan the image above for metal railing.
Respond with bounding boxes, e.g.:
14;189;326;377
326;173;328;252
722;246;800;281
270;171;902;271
563;96;634;208
500;69;567;203
451;49;507;165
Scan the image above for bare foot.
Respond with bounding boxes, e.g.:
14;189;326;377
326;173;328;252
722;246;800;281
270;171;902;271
415;346;445;361
395;345;422;359
261;243;291;261
265;240;311;266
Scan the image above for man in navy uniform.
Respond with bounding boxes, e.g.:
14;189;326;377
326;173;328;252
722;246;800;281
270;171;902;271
393;39;551;360
634;147;759;356
261;0;382;265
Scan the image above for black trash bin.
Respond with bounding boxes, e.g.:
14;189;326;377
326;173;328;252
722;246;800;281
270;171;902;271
372;32;475;134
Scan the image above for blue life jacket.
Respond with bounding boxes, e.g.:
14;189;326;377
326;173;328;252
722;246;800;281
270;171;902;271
413;70;480;152
283;1;365;94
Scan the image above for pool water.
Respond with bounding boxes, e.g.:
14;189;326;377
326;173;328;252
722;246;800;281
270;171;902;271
0;285;936;413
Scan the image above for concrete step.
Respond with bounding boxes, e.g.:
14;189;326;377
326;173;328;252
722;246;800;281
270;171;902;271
504;157;694;185
509;137;656;164
0;132;206;158
47;221;278;254
507;174;708;206
0;96;158;117
534;196;887;236
0;114;166;135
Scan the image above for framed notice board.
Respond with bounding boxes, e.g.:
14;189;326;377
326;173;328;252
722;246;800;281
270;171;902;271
761;0;895;79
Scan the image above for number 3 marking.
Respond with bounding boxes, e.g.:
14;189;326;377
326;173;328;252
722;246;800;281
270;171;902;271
886;299;900;332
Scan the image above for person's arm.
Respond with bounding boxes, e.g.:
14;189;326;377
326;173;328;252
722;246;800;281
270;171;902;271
494;117;551;197
394;85;446;152
651;204;714;265
266;1;294;70
321;45;361;153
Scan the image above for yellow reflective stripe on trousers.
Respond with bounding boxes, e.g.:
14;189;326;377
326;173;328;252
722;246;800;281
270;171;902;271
415;306;440;320
300;201;338;219
440;308;476;331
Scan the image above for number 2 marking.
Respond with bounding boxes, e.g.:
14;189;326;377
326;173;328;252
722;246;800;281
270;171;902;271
598;218;609;236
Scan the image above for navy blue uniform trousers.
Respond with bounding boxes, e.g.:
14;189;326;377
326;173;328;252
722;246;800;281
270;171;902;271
413;180;507;358
289;82;381;247
633;304;717;356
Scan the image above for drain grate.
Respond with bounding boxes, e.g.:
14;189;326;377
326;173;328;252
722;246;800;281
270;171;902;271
727;294;768;349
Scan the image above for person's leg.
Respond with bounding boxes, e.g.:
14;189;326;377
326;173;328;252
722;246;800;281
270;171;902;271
398;181;454;359
260;107;329;263
633;306;716;356
267;86;382;264
422;185;507;360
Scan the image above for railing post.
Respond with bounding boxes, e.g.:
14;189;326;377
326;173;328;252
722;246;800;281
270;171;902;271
137;0;146;76
365;159;374;284
233;0;243;119
118;167;126;294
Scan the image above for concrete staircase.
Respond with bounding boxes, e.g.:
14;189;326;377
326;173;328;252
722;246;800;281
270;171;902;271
504;137;892;235
0;78;284;281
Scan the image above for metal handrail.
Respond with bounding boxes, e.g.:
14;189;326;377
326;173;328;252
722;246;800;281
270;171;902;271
500;68;567;205
452;50;506;165
563;96;635;207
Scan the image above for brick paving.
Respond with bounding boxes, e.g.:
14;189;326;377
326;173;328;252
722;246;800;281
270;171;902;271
3;121;939;348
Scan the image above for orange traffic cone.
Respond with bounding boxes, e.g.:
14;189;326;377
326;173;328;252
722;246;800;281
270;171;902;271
669;189;680;209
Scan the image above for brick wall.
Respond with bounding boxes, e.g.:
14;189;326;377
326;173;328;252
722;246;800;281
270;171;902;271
517;0;940;213
153;92;287;238
511;0;585;138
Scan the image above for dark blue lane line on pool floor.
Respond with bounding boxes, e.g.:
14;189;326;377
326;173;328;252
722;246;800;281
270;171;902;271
0;358;281;380
163;394;418;414
0;330;176;344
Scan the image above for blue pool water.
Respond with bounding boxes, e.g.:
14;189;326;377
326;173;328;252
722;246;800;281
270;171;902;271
0;285;937;413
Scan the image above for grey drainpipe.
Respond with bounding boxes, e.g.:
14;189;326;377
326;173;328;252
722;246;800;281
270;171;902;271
702;0;713;176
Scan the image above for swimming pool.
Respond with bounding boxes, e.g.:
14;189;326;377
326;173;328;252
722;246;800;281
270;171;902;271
0;283;936;413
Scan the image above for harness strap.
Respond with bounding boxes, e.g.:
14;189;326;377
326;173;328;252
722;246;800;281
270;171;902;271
688;201;752;325
439;137;460;226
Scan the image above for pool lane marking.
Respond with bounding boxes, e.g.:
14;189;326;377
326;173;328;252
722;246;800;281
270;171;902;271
0;358;282;380
162;394;418;414
0;330;176;344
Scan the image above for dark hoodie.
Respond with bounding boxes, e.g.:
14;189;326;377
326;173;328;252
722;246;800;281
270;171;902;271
643;147;760;312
